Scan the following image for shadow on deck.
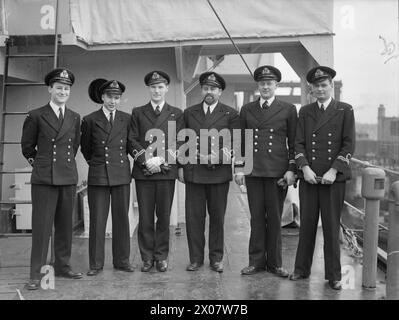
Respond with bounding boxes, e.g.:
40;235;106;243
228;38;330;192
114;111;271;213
0;183;386;300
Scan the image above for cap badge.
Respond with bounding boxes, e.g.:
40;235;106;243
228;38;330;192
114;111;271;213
60;70;69;79
262;67;271;75
208;74;216;81
152;72;160;80
315;69;325;77
110;81;119;88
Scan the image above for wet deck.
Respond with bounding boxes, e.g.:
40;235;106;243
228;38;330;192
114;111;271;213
0;183;386;300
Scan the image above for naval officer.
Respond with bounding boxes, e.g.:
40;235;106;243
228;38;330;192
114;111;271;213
236;65;297;277
181;71;240;273
289;66;355;290
81;78;135;275
131;71;184;272
21;68;83;290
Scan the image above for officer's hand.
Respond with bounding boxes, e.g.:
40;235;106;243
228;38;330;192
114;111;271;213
149;166;161;174
322;168;337;185
302;166;317;184
283;171;296;186
146;157;164;171
178;168;185;183
234;172;245;186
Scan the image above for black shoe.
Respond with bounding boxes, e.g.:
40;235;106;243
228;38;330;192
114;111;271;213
210;261;224;273
328;280;342;290
114;264;135;272
156;260;168;272
240;265;265;275
55;270;83;279
25;279;40;290
289;273;309;281
266;266;289;278
87;268;103;276
186;262;203;271
141;260;154;272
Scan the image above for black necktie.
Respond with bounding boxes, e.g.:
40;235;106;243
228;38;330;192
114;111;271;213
58;107;64;128
155;105;161;116
262;101;269;109
109;111;114;127
320;104;325;113
205;105;211;117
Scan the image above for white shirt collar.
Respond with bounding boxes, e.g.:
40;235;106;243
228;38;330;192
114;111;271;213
102;106;115;120
49;101;65;117
259;96;275;108
203;101;218;114
317;97;332;109
151;100;165;111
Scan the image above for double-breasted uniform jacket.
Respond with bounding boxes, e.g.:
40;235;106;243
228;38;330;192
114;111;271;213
183;102;240;184
80;109;134;186
21;104;80;185
295;99;355;181
239;98;297;177
131;102;184;180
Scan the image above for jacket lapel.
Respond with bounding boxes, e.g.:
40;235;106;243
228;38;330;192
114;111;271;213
203;102;226;129
94;109;111;135
247;99;264;127
313;99;339;132
191;103;205;126
41;104;60;133
56;108;76;140
143;103;157;125
258;99;284;127
155;103;172;128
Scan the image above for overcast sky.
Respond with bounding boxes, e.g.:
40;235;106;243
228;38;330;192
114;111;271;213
278;0;398;124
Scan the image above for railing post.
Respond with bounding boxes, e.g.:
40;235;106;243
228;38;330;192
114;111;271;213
361;167;386;289
387;181;399;299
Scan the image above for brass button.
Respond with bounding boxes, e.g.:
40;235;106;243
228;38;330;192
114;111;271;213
312;157;316;160
328;141;332;145
121;160;124;163
328;149;331;153
53;145;56;148
53;151;56;155
254;142;258;145
328;133;332;136
268;149;272;153
105;147;108;150
269;142;272;146
102;141;105;144
270;129;274;132
312;149;315;153
120;146;123;150
254;149;258;152
105;154;109;157
312;134;316;137
106;161;109;164
68;152;70;155
53;159;56;162
328;157;332;160
312;142;316;145
255;129;259;132
254;135;258;139
51;139;55;142
68;145;71;149
269;136;273;139
67;159;71;162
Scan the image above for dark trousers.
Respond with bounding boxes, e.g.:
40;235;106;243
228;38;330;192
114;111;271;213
30;184;76;280
88;184;131;269
135;180;175;261
246;177;287;268
293;180;345;281
185;182;230;264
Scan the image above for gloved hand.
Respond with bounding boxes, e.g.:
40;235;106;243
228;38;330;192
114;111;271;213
146;157;165;171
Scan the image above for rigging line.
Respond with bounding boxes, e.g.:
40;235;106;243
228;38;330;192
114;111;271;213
206;0;254;79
